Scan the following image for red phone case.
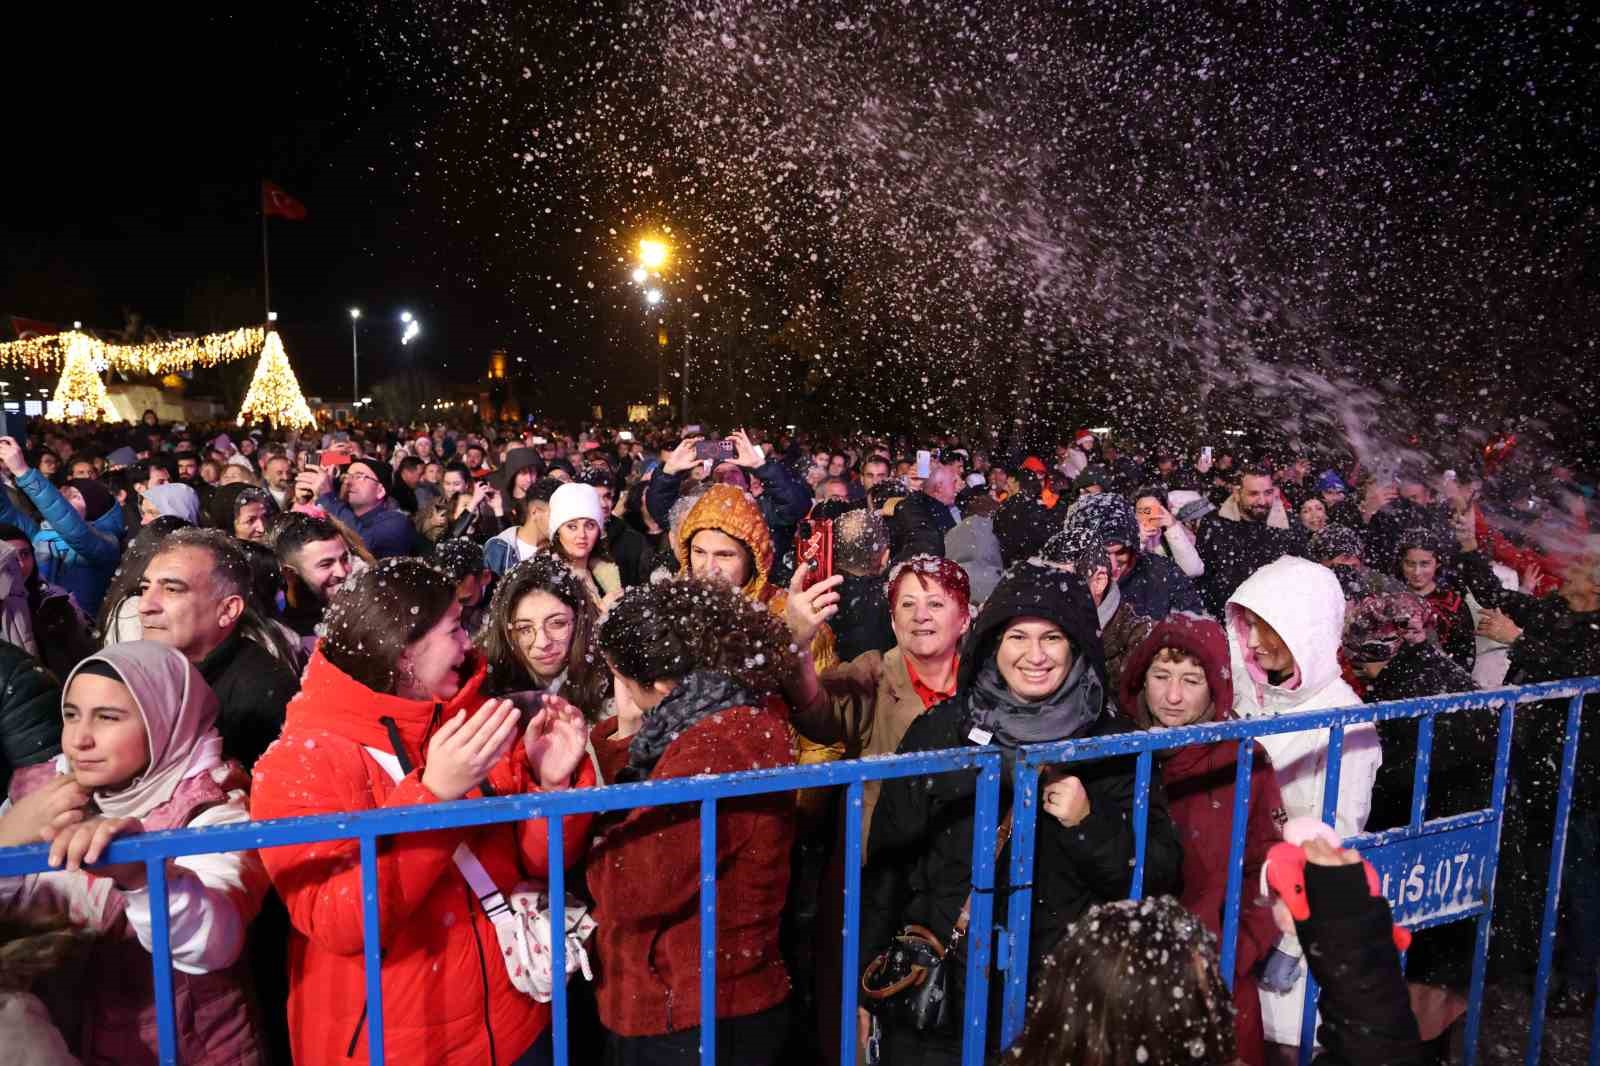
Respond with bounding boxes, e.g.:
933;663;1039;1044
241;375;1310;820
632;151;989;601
797;519;834;591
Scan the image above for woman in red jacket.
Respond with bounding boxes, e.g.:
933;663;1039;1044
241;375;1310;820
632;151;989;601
589;577;799;1065
1118;614;1287;1066
251;558;593;1066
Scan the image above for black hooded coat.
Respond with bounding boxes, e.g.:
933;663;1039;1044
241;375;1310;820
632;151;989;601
860;564;1182;1031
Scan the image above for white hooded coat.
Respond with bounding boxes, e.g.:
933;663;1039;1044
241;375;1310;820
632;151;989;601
1226;555;1381;1047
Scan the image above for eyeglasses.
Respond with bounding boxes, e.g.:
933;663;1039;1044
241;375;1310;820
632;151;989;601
509;617;573;644
345;471;380;485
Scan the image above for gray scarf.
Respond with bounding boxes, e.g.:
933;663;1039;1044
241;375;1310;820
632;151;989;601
1096;581;1121;632
624;670;756;780
968;655;1103;749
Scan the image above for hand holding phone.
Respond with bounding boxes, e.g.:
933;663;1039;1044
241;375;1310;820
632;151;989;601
695;439;737;463
795;518;835;592
915;450;932;479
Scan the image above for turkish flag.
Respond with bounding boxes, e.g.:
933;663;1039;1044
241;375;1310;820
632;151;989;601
9;316;62;340
262;179;308;221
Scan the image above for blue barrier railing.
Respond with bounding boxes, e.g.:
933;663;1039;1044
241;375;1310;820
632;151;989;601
0;676;1595;1065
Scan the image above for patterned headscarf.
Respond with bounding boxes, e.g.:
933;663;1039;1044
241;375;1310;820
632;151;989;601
1341;588;1432;665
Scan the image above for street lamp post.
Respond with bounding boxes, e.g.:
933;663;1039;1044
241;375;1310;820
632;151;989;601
634;237;692;423
349;308;361;405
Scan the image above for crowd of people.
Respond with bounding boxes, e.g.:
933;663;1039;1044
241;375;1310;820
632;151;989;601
0;410;1592;1065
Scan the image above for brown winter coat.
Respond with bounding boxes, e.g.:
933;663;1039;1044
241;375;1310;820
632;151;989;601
790;646;938;850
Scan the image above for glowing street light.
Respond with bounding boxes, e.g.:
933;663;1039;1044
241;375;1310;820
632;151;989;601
638;238;669;271
400;310;420;346
631;267;648;284
645;289;662;306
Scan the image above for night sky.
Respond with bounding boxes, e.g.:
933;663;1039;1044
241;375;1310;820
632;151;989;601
2;3;1595;459
0;6;536;402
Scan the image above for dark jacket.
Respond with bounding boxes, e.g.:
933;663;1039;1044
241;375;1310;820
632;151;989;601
831;572;896;663
0;642;61;795
1456;548;1600;806
863;565;1182;993
198;631;301;769
1419;585;1476;674
1364;641;1487;831
316;494;413;559
1195;511;1301;617
1300;863;1427;1066
1118;550;1204;620
889;491;960;559
605;515;654;589
862;706;1182;991
645;459;811;568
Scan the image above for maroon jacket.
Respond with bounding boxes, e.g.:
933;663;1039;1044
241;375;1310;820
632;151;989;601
1162;739;1285;1066
588;695;795;1037
1119;614;1287;1066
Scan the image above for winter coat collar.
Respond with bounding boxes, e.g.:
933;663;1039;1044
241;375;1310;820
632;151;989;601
288;645;489;762
1217;493;1291;530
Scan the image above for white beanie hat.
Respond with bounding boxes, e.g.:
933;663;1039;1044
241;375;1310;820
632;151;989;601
548;482;605;534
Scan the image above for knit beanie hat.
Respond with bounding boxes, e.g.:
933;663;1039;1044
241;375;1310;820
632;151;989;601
1309;524;1364;563
352;458;394;499
1073;464;1112;493
547;482;605;535
1063;491;1140;549
993;496;1058;568
1039;524;1110;578
65;478;115;523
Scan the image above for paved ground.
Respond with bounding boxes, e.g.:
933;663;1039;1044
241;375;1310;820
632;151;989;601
1473;983;1591;1065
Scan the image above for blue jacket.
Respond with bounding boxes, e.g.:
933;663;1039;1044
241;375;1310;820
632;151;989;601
1118;550;1205;621
317;494;413;559
0;468;124;616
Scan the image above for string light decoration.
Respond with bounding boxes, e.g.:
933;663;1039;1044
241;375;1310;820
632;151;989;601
235;330;316;429
47;333;120;423
0;327;265;375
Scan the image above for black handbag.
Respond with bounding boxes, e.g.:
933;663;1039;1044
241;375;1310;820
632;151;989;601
860;811;1013;1034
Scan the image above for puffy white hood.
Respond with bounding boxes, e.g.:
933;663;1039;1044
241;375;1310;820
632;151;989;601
1226;555;1350;716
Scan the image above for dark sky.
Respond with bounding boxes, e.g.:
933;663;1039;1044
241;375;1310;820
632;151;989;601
0;5;538;401
2;4;1595;451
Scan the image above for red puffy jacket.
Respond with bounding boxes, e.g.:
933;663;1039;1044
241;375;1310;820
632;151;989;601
251;649;593;1066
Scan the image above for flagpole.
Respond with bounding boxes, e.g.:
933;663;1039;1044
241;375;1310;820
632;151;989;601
260;181;271;320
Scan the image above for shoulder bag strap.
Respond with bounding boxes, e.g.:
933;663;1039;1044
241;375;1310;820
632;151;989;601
945;809;1014;951
363;745;514;922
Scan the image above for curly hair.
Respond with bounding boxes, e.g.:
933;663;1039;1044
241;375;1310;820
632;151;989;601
1000;897;1235;1066
597;577;799;696
479;553;610;719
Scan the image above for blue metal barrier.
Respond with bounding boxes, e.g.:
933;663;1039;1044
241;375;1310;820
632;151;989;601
0;677;1595;1065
